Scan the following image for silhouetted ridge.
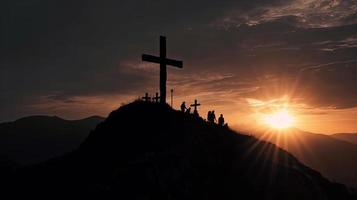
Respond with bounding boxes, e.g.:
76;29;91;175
0;115;104;165
249;128;357;189
332;133;357;146
7;101;355;199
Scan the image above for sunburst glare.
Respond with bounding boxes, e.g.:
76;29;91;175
262;109;294;129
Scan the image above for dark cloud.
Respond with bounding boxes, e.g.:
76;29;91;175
299;61;357;109
1;0;357;121
215;0;357;28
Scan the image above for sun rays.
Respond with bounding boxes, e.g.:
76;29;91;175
262;109;295;129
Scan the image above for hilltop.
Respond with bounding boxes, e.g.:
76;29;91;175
5;101;355;199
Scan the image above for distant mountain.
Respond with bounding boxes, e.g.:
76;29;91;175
5;101;354;199
0;115;104;165
248;128;357;189
331;133;357;146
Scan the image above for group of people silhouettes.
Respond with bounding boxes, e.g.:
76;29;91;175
207;111;225;126
180;101;226;127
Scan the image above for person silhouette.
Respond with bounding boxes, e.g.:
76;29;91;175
212;110;216;123
207;111;212;122
218;114;225;126
185;107;191;114
181;101;187;112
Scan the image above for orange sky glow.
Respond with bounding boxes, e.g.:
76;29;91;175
26;90;357;135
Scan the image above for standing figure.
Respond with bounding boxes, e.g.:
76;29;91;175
185;107;191;114
211;110;217;123
181;101;187;112
218;114;225;126
207;111;212;122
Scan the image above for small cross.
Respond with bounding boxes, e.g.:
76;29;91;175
190;99;201;111
142;93;151;102
153;92;160;103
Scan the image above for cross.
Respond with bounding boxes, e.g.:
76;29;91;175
142;93;151;102
142;36;183;104
153;92;160;103
190;99;201;111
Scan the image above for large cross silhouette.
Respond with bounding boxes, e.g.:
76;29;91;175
142;36;183;104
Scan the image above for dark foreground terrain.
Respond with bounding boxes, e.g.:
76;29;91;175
2;101;355;199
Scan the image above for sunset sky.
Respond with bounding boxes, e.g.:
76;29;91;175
1;0;357;134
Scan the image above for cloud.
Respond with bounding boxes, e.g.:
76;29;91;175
214;0;357;28
299;60;357;109
1;0;357;123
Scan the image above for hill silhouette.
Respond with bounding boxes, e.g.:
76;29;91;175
5;101;355;199
0;115;104;165
332;133;357;146
249;128;357;189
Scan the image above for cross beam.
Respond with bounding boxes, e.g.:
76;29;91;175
142;55;183;67
142;36;183;104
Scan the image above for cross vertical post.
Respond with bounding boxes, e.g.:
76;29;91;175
160;36;167;103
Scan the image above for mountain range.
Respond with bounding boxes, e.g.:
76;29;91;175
2;101;355;199
332;133;357;146
0;115;104;165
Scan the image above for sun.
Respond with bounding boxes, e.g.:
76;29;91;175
262;109;294;129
